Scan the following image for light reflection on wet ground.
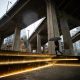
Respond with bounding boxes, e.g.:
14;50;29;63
1;66;80;80
0;51;80;80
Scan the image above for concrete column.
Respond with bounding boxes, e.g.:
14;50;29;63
12;27;20;51
43;45;45;53
37;34;41;53
0;37;4;49
28;43;32;52
46;0;60;54
58;40;63;52
60;16;74;55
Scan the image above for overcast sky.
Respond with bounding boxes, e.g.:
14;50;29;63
0;0;17;19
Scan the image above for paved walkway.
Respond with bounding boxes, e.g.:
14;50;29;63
1;65;80;80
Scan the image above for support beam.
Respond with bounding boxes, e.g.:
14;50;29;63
59;12;80;27
72;32;80;43
43;45;46;53
60;15;74;55
12;27;20;51
37;34;41;53
46;0;60;54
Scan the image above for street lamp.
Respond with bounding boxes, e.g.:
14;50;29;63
27;30;30;39
6;1;12;14
27;30;30;52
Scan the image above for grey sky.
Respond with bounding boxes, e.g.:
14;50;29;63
0;0;17;19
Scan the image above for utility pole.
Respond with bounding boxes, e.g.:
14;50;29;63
27;30;30;47
27;30;30;39
27;30;31;52
6;1;12;14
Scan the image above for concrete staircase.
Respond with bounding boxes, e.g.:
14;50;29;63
0;50;53;78
0;50;79;78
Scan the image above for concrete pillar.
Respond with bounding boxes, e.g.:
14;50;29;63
43;45;45;53
46;0;60;54
12;27;20;51
60;16;74;55
0;37;4;49
28;43;32;52
37;34;41;53
58;40;63;52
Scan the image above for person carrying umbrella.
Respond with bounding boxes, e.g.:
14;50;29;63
49;37;63;56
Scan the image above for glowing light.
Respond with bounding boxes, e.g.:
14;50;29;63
54;63;80;67
0;54;53;57
0;60;80;78
52;58;78;61
0;63;54;78
0;58;52;65
0;58;78;65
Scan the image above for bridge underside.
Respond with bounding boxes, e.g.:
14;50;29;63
29;19;80;50
72;32;80;43
0;0;80;38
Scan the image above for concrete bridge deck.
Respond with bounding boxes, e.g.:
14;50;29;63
0;0;80;38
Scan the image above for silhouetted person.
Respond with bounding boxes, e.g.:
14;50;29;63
54;40;63;56
49;37;63;56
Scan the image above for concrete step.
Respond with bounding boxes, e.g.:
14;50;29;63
0;58;80;78
0;51;54;78
0;53;53;57
0;50;80;78
0;55;53;62
0;58;53;65
0;57;79;65
0;61;51;78
0;50;53;57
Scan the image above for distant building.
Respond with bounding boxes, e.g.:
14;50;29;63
20;38;27;52
1;38;27;52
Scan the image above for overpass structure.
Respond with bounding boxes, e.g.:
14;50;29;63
72;31;80;43
29;19;80;54
0;0;80;55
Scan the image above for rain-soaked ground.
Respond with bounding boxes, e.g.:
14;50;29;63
1;65;80;80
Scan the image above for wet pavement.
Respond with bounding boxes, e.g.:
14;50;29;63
1;65;80;80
